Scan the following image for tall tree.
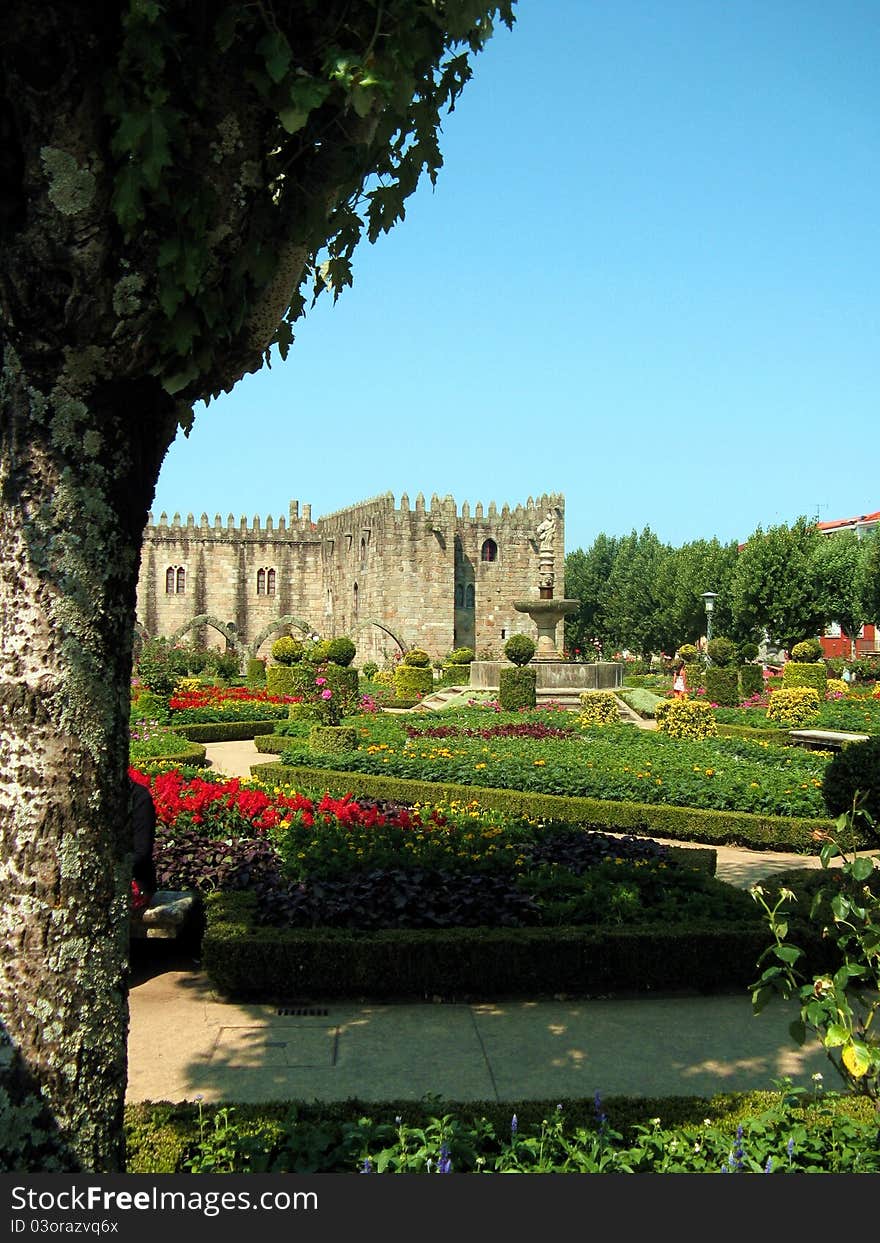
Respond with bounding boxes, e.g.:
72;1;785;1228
563;533;619;657
728;517;825;650
601;527;672;656
0;0;514;1171
811;531;870;659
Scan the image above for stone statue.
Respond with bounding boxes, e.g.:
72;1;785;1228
536;510;556;554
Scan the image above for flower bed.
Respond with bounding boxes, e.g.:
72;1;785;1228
276;712;830;818
167;685;296;723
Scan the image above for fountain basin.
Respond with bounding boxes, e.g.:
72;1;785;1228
512;596;580;661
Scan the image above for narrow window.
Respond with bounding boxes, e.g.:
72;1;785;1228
165;567;175;594
353;581;359;617
465;585;475;608
257;568;266;595
480;539;497;562
267;568;276;595
360;537;367;567
175;567;186;593
455;584;464;607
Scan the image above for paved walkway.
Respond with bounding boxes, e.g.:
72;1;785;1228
126;738;847;1106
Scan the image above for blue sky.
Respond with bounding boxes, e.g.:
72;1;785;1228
151;0;879;555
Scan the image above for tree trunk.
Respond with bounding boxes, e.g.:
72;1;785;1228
0;354;177;1170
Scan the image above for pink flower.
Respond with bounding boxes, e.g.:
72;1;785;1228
321;689;332;700
315;677;327;686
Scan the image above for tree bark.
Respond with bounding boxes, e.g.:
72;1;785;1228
0;351;178;1170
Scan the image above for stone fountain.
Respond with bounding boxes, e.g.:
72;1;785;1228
469;508;622;705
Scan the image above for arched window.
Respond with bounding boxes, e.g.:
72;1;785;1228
175;567;186;593
480;539;498;562
465;585;475;608
165;567;175;594
360;537;367;567
257;568;266;595
267;569;276;595
353;582;359;617
455;584;464;607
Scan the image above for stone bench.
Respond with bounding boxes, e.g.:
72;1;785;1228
130;889;200;940
788;728;870;751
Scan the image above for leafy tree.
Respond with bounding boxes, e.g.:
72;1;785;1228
728;517;826;651
657;538;739;653
601;527;672;656
855;529;880;652
563;533;619;656
0;0;514;1171
811;531;871;660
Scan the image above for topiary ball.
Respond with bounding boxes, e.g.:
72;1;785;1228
504;633;536;667
271;635;304;665
324;636;356;667
403;648;431;668
706;636;736;667
790;638;823;663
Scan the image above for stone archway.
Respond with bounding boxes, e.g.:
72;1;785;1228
170;614;240;651
247;615;315;661
351;618;410;661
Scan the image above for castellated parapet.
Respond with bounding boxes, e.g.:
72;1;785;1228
137;491;566;665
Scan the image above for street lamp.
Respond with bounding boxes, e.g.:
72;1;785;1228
701;592;718;647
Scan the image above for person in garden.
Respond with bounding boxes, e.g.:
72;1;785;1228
130;775;157;914
672;662;687;698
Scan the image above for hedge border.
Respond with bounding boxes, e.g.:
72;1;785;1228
248;762;841;852
200;891;828;1003
168;720;284;742
132;740;207;766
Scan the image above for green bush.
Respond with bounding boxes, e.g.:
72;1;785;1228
782;661;828;695
791;638;824;663
245;657;266;688
308;725;360;755
766;686;821;728
324;636;356;667
403;647;431;668
136;638;186;696
821;736;880;827
131;690;170;724
265;665;297;697
362;661;379;680
739;665;764;698
504;634;536;667
704;667;739;708
271;635;304;665
684;661;705;693
394;664;433;699
738;642;760;663
499;666;536;710
447;646;475;665
577;691;620;726
677;644;699;663
654;699;718;740
706;637;736;667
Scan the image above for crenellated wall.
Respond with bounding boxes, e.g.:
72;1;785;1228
137;491;566;664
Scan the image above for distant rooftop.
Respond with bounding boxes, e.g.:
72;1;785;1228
817;510;880;534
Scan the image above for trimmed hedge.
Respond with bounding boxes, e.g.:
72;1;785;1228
715;723;793;745
253;732;289;753
704;667;739;708
265;666;298;697
134;740;207;766
782;662;827;694
739;665;765;698
201;891;792;1002
168;720;284;742
394;665;433;699
249;761;842;852
499;666;536;710
308;725;359;755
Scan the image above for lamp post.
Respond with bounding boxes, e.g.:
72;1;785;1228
701;592;718;649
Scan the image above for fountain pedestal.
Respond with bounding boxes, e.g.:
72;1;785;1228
512;596;579;661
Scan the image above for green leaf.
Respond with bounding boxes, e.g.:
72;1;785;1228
851;856;875;881
258;31;292;85
788;1018;806;1045
161;359;199;395
214;6;240;53
279;106;309;134
751;985;774;1014
823;1023;849;1048
772;944;802;965
350;83;375;118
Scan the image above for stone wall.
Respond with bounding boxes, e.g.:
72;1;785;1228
137;491;566;666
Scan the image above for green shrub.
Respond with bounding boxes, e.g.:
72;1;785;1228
654;699;718;740
308;725;359;755
362;661;379;680
782;662;828;695
822;736;880;826
704;667;739;708
739;665;764;698
677;644;699;663
766;686;821;728
394;664;433;699
265;665;297;697
324;636;356;667
245;657;266;688
706;636;736;667
447;646;475;665
504;634;536;667
403;647;431;668
684;661;705;693
131;689;170;724
791;638;824;663
271;635;304;665
499;666;536;710
305;638;331;663
738;642;760;663
136;638;186;696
